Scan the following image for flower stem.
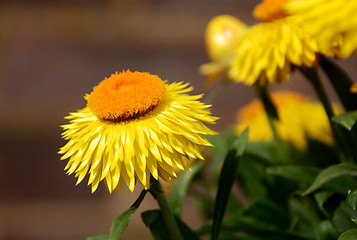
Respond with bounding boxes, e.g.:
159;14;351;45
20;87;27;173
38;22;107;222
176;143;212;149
300;67;334;119
254;83;280;141
300;67;349;162
149;176;183;240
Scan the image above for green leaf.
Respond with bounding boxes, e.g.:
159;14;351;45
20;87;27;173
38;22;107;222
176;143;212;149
86;235;109;240
333;202;357;233
317;220;340;240
314;191;334;212
266;166;320;187
338;229;357;240
109;190;147;240
196;218;313;240
303;164;357;196
211;128;249;240
141;210;199;240
321;57;357;111
333;111;357;130
246;199;290;229
347;189;357;210
169;162;203;217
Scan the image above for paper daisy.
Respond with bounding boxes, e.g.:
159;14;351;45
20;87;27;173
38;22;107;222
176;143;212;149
199;15;248;86
229;0;318;85
235;91;336;149
59;70;217;194
285;0;357;59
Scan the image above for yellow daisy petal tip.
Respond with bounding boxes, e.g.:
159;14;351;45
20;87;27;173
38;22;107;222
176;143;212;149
59;70;217;194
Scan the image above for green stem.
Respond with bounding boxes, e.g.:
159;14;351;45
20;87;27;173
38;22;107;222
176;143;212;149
149;176;183;240
254;83;280;141
300;67;349;162
300;67;334;119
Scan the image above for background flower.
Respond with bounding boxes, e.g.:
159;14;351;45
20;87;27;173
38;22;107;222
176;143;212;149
60;70;217;194
285;0;357;58
199;15;248;86
229;0;318;85
235;91;336;149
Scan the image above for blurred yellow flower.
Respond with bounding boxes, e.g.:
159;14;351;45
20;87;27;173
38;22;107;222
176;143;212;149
235;91;335;149
229;0;318;85
59;70;217;194
199;15;248;86
285;0;357;59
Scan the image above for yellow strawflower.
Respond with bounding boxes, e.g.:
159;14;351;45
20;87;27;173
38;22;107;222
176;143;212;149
59;70;217;194
235;91;335;149
285;0;357;59
229;0;318;85
199;15;248;86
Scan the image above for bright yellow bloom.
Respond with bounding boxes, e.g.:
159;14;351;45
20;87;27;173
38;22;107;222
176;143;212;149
235;91;335;149
285;0;357;59
229;0;318;85
59;70;217;194
199;15;248;86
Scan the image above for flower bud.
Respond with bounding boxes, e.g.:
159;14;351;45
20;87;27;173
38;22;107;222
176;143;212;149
205;15;247;62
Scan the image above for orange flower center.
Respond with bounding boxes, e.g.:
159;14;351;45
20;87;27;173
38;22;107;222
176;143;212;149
253;0;289;22
88;70;166;121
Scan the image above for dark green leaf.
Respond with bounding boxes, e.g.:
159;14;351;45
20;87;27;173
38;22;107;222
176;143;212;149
169;162;203;217
211;128;249;240
109;190;147;240
338;229;357;240
266;166;319;187
196;218;313;240
333;202;357;232
246;200;290;229
314;191;334;212
141;210;199;240
321;57;357;111
317;220;340;240
347;189;357;210
303;164;357;195
333;111;357;130
86;235;109;240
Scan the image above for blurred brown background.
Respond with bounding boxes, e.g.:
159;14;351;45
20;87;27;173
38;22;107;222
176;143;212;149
0;0;356;239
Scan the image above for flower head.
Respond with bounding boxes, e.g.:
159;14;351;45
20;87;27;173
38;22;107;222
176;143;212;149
59;70;217;194
200;15;248;86
235;91;335;149
285;0;357;58
229;0;318;85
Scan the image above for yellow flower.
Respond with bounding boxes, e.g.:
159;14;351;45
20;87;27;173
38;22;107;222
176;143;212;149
285;0;357;59
59;70;217;194
235;91;335;149
229;0;318;85
199;15;248;86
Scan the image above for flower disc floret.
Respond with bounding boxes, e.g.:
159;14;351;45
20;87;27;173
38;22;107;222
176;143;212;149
254;0;290;22
88;70;166;121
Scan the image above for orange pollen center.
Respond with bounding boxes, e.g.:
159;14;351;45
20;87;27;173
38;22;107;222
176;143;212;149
88;70;166;121
253;0;290;22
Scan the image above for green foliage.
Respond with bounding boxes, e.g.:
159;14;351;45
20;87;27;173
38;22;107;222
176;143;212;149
108;190;147;240
211;128;249;240
303;164;357;195
338;229;357;240
333;111;357;131
141;210;199;240
86;235;109;240
169;162;203;217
